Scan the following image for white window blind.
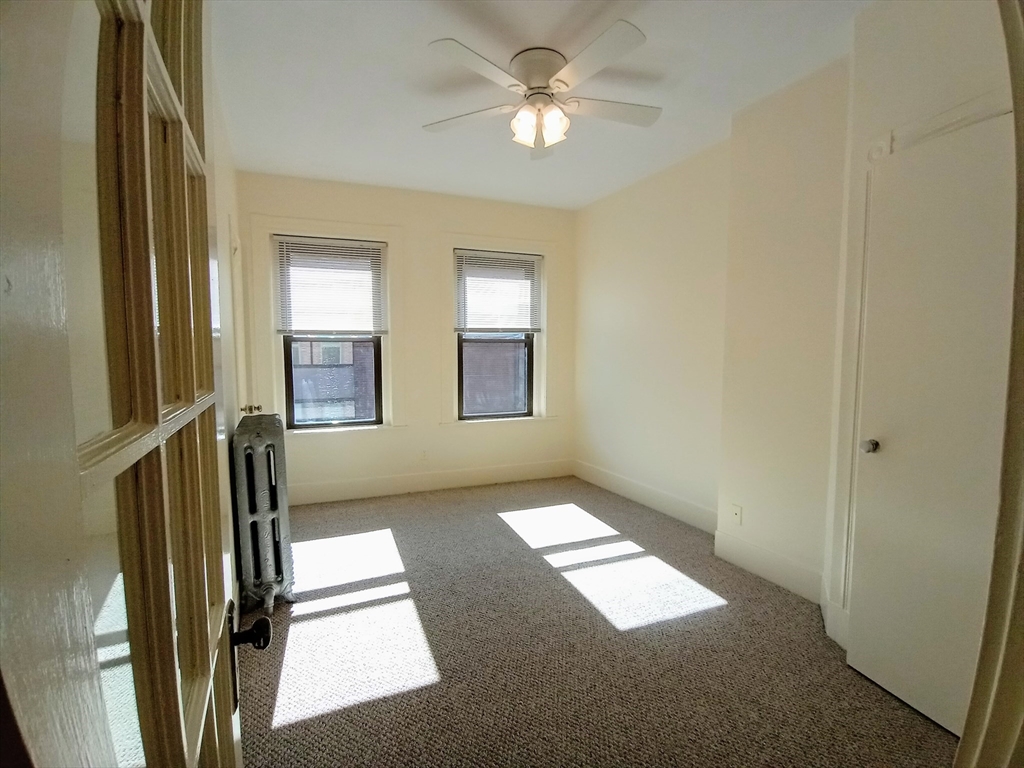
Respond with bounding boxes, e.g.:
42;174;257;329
455;249;542;333
275;235;387;335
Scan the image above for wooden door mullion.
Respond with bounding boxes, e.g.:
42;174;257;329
188;176;214;395
119;17;161;428
123;445;189;765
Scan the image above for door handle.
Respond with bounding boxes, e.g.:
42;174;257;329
232;617;272;650
226;600;272;714
860;439;880;453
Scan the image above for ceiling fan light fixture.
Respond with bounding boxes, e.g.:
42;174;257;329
541;102;570;147
426;21;660;147
510;104;538;147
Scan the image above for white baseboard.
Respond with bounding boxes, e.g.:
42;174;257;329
288;459;574;506
819;577;850;648
713;529;822;602
822;599;850;648
573;460;717;533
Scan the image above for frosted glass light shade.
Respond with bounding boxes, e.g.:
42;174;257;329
510;105;538;147
541;103;570;147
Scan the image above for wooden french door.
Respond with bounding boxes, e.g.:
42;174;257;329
1;0;236;765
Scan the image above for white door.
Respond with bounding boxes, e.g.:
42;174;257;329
847;110;1016;735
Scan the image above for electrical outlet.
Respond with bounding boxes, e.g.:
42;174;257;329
731;504;743;525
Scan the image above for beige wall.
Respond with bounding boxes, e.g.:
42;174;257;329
234;173;576;505
574;142;731;533
715;59;850;601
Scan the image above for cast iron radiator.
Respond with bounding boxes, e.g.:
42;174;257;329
233;414;295;613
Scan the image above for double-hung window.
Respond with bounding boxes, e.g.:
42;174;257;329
276;235;387;428
455;249;542;420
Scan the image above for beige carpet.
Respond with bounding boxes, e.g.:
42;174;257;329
237;477;957;767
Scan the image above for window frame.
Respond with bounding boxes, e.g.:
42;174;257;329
283;334;383;430
457;332;534;421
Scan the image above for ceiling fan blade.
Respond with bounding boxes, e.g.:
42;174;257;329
423;104;518;133
429;39;527;94
549;20;646;92
561;97;661;127
530;146;554;161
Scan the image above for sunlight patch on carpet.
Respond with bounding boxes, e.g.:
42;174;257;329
272;598;439;727
94;571;128;636
93;573;141;765
291;528;405;595
561;555;727;631
499;504;619;549
544;540;644;568
96;640;145;768
291;581;411;618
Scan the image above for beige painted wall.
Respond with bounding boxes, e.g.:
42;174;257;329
234;173;576;505
574;142;730;533
715;59;851;601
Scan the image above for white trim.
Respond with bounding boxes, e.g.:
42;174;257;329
289;459;573;506
441;415;560;427
438;231;558;423
714;530;822;602
573;460;717;533
891;89;1011;156
822;599;850;648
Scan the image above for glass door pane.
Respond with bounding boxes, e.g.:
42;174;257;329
149;115;196;409
63;0;132;443
84;465;147;767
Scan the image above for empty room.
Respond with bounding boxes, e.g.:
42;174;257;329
1;1;1021;767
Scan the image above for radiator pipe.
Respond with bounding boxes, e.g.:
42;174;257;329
261;583;276;613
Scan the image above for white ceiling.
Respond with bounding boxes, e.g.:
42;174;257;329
212;0;868;210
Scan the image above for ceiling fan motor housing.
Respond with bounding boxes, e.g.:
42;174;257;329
510;48;568;94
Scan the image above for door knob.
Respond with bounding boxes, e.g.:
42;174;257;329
232;616;272;650
860;439;880;454
226;600;272;715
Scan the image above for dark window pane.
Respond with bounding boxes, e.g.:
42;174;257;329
461;337;529;417
288;338;378;425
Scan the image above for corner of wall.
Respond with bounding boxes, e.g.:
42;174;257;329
824;603;850;649
712;530;822;602
574;460;717;534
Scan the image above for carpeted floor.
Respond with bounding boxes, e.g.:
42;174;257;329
237;477;957;767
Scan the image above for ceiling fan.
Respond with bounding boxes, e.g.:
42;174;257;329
423;19;662;157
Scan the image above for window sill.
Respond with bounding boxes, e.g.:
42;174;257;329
444;415;557;426
286;423;401;435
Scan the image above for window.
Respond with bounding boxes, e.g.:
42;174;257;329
276;235;387;428
455;249;541;419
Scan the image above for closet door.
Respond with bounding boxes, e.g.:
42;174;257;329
846;107;1015;735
